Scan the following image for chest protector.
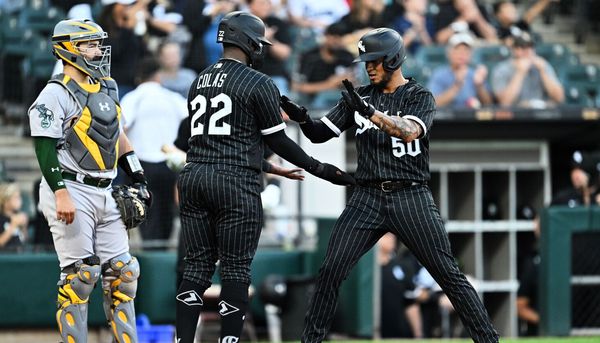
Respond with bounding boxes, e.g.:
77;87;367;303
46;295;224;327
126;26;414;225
50;74;120;171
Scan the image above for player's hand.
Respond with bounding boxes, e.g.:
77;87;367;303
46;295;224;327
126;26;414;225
280;95;310;123
341;79;375;119
269;164;305;181
310;162;356;186
55;188;76;224
132;183;152;207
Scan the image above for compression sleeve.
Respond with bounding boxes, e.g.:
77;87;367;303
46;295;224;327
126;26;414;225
263;130;320;173
33;137;66;192
298;118;337;143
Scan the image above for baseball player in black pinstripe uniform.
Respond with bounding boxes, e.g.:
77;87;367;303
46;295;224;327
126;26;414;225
175;12;355;343
281;28;500;343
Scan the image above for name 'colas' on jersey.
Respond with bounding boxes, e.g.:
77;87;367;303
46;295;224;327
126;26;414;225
185;59;283;171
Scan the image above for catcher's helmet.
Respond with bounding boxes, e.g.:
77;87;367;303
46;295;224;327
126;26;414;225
354;28;406;71
217;11;272;69
52;19;111;80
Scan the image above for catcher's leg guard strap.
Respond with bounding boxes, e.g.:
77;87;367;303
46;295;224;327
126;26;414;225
57;256;101;343
102;252;140;343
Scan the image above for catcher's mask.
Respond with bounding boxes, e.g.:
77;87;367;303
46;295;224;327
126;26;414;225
217;11;272;69
52;19;111;80
354;28;406;72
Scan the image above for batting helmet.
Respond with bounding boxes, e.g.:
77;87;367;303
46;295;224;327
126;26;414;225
354;28;406;71
52;19;111;80
217;11;272;69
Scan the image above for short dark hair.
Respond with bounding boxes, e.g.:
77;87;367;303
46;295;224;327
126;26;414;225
512;31;535;48
136;56;161;84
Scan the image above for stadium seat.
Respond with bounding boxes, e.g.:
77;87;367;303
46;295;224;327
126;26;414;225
22;37;55;79
414;45;448;70
472;44;511;66
535;43;580;72
18;5;64;37
564;82;600;107
560;63;600;85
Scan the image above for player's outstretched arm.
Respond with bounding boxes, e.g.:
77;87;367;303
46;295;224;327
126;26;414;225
280;95;337;143
263;130;355;186
341;79;422;142
262;160;305;181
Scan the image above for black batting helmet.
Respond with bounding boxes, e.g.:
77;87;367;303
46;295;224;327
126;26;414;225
217;11;272;69
353;28;406;71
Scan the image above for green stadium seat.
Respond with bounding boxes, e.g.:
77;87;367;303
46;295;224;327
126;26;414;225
19;5;64;37
22;37;55;79
564;82;600;107
414;45;448;70
560;63;599;84
535;43;580;72
472;44;511;66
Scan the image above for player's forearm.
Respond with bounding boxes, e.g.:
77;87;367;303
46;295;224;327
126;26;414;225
118;131;134;157
263;131;319;172
299;119;337;143
33;137;66;192
369;110;421;142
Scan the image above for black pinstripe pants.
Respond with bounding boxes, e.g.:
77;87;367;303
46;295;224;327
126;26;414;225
177;163;263;288
302;184;499;343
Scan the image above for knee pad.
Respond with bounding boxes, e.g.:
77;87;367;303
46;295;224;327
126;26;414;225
102;252;140;343
57;256;101;343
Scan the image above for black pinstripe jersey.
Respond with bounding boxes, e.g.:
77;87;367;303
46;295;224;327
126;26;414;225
185;58;285;171
322;79;435;182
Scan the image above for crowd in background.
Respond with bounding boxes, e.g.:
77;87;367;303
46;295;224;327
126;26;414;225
0;0;599;339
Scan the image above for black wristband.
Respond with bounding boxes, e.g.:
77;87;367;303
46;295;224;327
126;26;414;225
118;151;147;184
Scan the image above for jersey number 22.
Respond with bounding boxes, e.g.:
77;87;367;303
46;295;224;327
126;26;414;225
190;93;232;136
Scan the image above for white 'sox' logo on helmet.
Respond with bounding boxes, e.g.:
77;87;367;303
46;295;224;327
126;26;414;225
358;40;365;53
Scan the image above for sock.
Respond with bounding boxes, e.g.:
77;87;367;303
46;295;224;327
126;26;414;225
175;279;206;343
219;281;249;342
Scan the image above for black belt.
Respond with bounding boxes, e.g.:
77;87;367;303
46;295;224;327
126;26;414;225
359;180;424;192
61;171;112;188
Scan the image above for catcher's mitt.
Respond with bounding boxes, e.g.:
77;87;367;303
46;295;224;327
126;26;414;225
112;185;148;230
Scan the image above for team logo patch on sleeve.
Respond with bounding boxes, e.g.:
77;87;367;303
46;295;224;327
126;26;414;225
35;104;55;129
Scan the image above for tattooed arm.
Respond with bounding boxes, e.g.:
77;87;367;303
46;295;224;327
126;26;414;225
369;111;422;142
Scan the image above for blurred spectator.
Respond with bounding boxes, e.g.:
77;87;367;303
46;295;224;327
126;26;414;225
248;0;293;95
99;0;149;98
157;40;197;97
0;182;28;251
492;0;558;43
427;33;492;108
120;57;188;247
146;0;183;37
390;0;434;55
335;0;386;53
292;23;355;108
51;0;95;19
287;0;349;32
491;31;564;108
201;0;243;67
179;0;212;73
433;0;497;44
378;233;422;338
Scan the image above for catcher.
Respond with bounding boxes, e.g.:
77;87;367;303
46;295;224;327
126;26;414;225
28;19;149;343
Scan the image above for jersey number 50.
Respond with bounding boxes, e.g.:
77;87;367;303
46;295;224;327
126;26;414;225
190;93;232;136
392;138;421;158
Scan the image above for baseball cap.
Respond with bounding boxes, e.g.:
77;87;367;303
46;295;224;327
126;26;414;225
448;33;474;48
101;0;136;5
